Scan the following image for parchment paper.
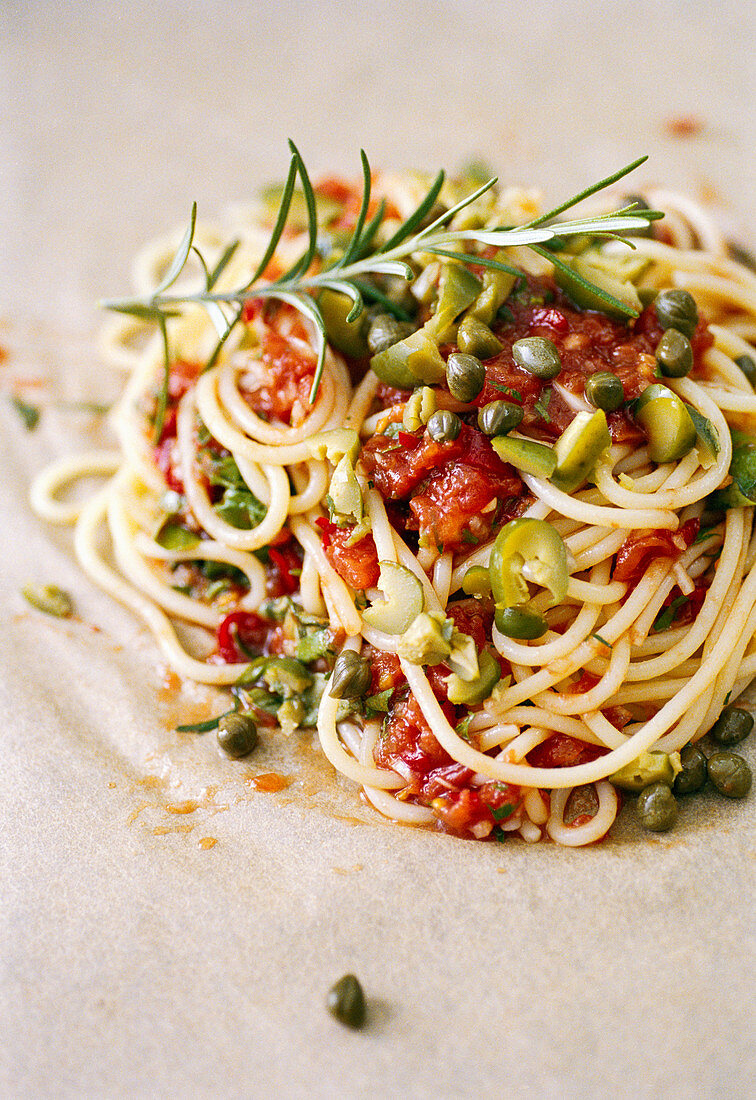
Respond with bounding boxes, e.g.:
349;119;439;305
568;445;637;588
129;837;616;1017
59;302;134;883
2;3;755;1097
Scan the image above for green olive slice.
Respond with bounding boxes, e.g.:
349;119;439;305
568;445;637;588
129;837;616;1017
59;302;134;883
445;649;501;705
555;254;642;319
318;288;370;358
428;263;483;339
370;329;447;388
490;435;557;478
609;751;679;792
551;409;611;492
362;561;424;635
635;389;697;463
489;518;568;608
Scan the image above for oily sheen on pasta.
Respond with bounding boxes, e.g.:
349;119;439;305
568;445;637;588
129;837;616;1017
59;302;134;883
31;157;756;845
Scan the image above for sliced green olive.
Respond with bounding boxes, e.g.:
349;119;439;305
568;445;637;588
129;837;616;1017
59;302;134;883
457;315;502;358
673;744;708;796
609;751;679;793
636;782;678;832
686;405;720;468
555;255;642;319
634;387;697;463
370;329;447;389
307;428;360;466
710;705;754;745
366;312;415;356
329;455;362;519
446;352;485;403
217;712;258;759
494;605;548;640
327;974;367;1029
735;354;756;388
362;561;424;635
402;386;436;432
469;260;517;325
396;612;451;666
318;288;370;358
490;435;557;478
21;582;73;618
445;649;501;705
511;337;562;380
428;263;483;339
707;751;752;798
427;409;462;442
489;518;568;608
654;289;698;338
551;409;611;493
656;328;693;378
477;400;523;437
329;650;372;699
584;372;625;413
462;565;492;597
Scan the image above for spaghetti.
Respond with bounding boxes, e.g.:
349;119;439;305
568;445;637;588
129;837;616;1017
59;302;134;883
31;155;756;844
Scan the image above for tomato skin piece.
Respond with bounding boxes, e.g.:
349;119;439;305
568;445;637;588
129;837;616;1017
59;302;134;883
318;518;380;590
613;519;699;584
527;734;607;769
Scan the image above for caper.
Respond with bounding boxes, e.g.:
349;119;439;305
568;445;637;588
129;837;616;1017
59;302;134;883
327;974;366;1029
636;782;678;832
655;328;693;378
707;751;753;798
654;289;698;339
217;712;258;759
457;315;502;358
710;705;754;746
511;336;562;380
329;650;372;700
366;313;415;356
494;605;548;640
462;565;491;597
427;409;462;442
446;352;485;403
673;744;708;796
735;354;756;388
584;372;625;412
477;400;523;436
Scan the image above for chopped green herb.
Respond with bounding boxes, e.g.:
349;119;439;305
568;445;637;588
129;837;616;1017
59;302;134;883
491;803;515;821
365;688;393;716
461;529;480;545
491;382;523;402
177;702;239;733
653;594;687;633
533;387;552;422
591;633;612;649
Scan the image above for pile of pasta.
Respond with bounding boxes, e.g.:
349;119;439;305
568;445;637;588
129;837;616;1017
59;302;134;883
31;169;756;845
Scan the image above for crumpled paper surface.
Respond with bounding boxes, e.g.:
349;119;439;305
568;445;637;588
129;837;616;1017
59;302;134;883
2;3;755;1096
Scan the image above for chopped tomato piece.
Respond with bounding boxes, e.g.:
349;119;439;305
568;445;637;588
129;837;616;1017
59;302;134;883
216;611;273;663
613;519;699;583
320;519;380;590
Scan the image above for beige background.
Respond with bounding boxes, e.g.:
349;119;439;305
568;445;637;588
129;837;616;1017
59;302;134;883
2;2;755;1097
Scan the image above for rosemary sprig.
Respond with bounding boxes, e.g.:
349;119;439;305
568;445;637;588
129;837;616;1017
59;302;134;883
102;145;661;418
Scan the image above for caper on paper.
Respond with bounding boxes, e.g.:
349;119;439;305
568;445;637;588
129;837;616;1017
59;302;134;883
427;409;462;442
477;400;523;436
654;289;698;338
655;328;693;378
511;336;562;380
217;712;258;759
329;650;372;700
327;974;367;1029
584;372;625;413
636;782;679;832
673;744;708;796
710;706;754;746
446;352;486;403
707;751;753;798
